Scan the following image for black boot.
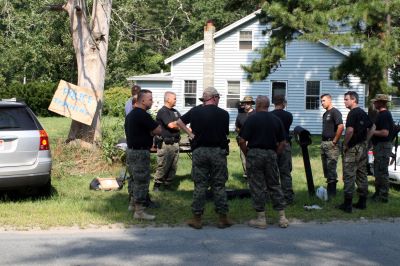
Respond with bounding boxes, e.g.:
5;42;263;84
327;182;337;199
353;196;367;209
336;196;352;213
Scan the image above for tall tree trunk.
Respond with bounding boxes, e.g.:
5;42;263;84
63;0;112;146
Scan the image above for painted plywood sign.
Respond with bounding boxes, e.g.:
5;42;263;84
48;80;98;126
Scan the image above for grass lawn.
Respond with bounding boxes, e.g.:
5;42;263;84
1;116;400;229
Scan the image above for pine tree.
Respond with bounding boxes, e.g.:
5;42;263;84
244;0;400;98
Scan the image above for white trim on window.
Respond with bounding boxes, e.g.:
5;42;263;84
270;80;288;105
183;80;197;107
239;30;253;50
305;80;321;110
226;80;241;109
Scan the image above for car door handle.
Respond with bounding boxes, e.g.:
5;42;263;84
0;136;18;141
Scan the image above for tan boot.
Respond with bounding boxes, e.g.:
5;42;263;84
187;214;202;229
133;204;155;220
278;210;289;228
128;198;135;212
248;211;267;229
217;214;234;229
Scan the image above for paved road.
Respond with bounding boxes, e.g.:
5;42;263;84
1;220;399;265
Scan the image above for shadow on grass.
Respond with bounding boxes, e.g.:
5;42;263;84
0;185;58;202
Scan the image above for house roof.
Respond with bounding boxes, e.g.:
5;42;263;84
164;9;351;65
127;72;172;82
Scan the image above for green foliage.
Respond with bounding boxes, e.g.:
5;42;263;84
0;82;57;116
245;0;400;97
0;0;259;89
101;116;126;164
103;87;131;117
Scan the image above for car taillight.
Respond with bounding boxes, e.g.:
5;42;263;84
39;130;50;150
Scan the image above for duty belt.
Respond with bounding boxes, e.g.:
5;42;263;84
163;137;180;144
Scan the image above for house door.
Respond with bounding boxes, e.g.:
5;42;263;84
271;81;287;104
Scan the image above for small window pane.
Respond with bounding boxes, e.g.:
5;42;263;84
272;81;286;104
239;31;252;50
305;81;320;110
227;81;240;108
184;80;197;107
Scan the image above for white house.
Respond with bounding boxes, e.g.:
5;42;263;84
127;10;370;134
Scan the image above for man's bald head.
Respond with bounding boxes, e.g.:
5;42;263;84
256;95;270;111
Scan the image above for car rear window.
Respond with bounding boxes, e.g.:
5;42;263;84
0;107;38;130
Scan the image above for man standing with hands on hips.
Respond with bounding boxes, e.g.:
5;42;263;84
320;93;344;199
239;95;289;229
153;91;181;192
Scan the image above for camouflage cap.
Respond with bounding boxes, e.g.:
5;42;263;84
240;96;255;104
199;86;220;102
371;94;391;102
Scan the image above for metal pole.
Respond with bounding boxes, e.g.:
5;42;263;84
301;145;315;197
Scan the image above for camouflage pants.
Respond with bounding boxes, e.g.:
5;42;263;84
321;140;341;184
126;149;151;204
154;142;179;186
342;142;368;198
277;143;294;202
247;149;285;212
191;147;229;215
373;141;392;200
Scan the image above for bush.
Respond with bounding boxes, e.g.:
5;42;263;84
101;117;126;164
103;87;131;117
0;82;58;116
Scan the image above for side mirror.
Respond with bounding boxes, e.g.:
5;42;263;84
293;126;312;147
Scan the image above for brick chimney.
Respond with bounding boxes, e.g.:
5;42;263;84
203;20;215;89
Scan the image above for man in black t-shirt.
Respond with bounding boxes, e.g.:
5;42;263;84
271;95;294;204
153;92;181;191
239;96;289;229
320;93;344;198
235;96;255;178
337;91;372;213
125;89;161;220
371;94;394;203
177;86;233;230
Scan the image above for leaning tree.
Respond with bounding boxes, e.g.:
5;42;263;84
50;0;112;146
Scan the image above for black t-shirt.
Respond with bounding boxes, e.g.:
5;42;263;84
235;109;255;131
322;107;343;140
156;106;181;139
180;104;229;149
240;111;285;150
346;107;373;148
372;110;393;145
271;109;293;141
125;107;159;149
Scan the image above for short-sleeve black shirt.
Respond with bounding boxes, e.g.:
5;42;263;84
156;106;181;139
235;109;255;132
322;107;343;140
180;104;229;149
125;107;159;149
372;110;393;145
271;109;293;141
240;111;285;150
346;107;373;148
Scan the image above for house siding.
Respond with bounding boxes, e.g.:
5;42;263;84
136;16;367;134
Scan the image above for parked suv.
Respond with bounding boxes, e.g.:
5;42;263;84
0;99;52;194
